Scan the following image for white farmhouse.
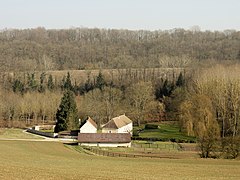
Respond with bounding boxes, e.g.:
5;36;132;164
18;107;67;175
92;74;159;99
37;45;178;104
102;115;132;134
79;117;97;133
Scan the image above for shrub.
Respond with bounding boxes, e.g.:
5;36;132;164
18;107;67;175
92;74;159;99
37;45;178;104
189;140;196;143
222;137;240;159
132;129;140;137
145;124;159;129
176;139;185;143
198;136;219;158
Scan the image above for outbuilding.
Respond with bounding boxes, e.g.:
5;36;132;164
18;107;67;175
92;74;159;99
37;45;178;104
78;133;131;147
102;115;132;134
79;117;97;133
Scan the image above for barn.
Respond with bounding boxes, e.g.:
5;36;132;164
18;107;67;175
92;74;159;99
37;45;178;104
102;115;132;134
78;133;131;147
78;115;132;147
79;117;97;133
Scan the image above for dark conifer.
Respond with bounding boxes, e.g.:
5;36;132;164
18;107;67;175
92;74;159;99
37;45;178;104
95;71;105;90
176;72;184;87
54;90;78;133
47;74;54;91
39;72;46;93
12;79;24;94
63;72;73;90
27;73;38;91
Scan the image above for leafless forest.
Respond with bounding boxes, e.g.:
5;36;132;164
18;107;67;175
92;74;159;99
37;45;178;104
0;28;239;71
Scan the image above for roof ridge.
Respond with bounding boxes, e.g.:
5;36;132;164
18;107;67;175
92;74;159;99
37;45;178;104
87;117;98;129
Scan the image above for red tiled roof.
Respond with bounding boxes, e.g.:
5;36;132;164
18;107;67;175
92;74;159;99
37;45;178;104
78;133;131;143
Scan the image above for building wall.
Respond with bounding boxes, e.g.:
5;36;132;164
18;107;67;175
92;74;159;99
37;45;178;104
102;128;117;133
102;123;132;134
80;121;97;133
33;125;55;131
117;123;133;134
79;142;131;147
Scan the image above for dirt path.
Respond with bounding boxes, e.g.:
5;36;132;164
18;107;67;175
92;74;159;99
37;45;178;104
0;137;77;142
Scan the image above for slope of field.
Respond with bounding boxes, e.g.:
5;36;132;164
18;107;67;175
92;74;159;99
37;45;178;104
3;67;184;85
0;141;239;179
0;128;42;139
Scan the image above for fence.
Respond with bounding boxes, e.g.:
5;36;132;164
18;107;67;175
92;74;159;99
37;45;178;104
180;146;199;151
132;142;179;150
83;146;165;158
57;135;78;139
132;137;196;143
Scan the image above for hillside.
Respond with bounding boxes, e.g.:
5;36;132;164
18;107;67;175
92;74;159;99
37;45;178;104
0;28;239;72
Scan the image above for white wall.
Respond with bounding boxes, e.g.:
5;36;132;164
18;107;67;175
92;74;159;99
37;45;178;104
102;123;132;134
117;123;133;134
102;128;117;133
80;121;97;133
34;126;40;131
79;142;131;147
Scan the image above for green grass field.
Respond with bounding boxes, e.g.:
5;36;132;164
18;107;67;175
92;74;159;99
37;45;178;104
136;123;196;142
0;128;42;139
0;140;239;179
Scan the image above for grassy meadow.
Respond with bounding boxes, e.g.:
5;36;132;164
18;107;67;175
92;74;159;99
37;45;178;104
135;123;196;142
0;128;42;139
0;140;239;179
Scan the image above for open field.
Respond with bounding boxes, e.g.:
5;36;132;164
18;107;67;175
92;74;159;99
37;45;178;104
0;128;42;139
3;67;184;85
0;141;239;179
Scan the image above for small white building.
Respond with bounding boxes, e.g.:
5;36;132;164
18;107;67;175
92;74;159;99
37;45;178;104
79;117;97;133
102;115;132;134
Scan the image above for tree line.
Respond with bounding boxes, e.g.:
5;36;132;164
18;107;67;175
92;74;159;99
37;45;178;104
0;27;239;71
0;69;185;128
0;91;61;127
171;65;240;158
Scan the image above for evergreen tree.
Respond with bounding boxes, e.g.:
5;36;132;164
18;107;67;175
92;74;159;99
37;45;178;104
73;80;79;96
47;74;54;91
95;71;105;90
39;72;46;93
12;79;24;94
61;76;66;91
84;74;94;93
176;72;184;87
54;90;78;133
161;79;174;97
63;72;73;90
27;73;38;91
78;76;94;95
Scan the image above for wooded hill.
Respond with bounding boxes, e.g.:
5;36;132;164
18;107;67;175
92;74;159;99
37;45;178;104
1;27;240;158
0;27;239;72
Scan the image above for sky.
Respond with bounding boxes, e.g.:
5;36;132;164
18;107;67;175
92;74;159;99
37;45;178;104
0;0;239;31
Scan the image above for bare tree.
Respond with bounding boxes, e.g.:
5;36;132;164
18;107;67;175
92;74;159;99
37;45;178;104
126;81;155;126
